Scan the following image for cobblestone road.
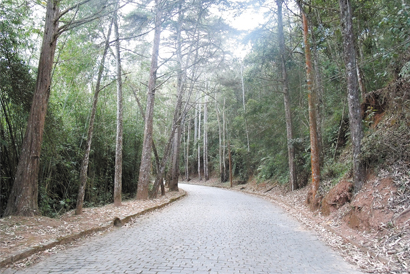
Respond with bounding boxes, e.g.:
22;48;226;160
13;184;362;273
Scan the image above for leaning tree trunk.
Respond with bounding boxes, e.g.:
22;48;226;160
137;0;162;200
277;0;297;191
75;16;113;215
4;0;59;216
301;11;320;202
132;89;163;197
338;0;364;192
113;7;123;206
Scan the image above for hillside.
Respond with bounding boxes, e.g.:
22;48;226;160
262;77;410;273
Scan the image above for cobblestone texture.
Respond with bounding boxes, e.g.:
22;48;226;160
9;184;362;273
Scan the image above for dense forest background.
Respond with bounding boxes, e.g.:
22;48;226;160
1;0;410;217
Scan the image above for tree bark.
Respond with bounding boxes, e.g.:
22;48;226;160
277;0;297;191
197;92;201;181
338;0;364;192
240;62;250;153
75;16;113;215
215;95;223;181
169;126;181;191
311;25;324;167
185;119;190;180
113;7;123;206
132;89;164;198
4;0;59;216
302;12;320;200
222;98;227;182
356;62;366;102
168;3;187;192
203;95;209;181
136;0;162;200
194;92;198;150
228;141;232;188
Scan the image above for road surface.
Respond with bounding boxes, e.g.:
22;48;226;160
12;184;362;273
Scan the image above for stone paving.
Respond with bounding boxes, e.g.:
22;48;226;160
6;184;363;273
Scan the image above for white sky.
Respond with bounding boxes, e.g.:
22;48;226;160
225;5;268;31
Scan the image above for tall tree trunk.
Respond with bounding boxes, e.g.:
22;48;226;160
228;141;232;187
194;92;198;180
75;16;113;215
277;0;297;191
183;122;187;180
136;0;162;200
185;119;190;180
356;62;366;102
152;100;190;196
113;7;123;206
168;3;186;191
4;0;59;216
194;93;198;150
302;12;320;201
197;93;201;181
203;95;209;181
169;126;181;191
132;89;163;197
215;95;223;181
222;98;227;182
338;0;364;192
311;25;324;166
240;62;250;153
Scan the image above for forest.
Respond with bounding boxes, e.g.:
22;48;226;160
1;0;410;218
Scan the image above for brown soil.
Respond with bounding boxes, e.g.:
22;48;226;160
344;176;396;231
322;180;353;216
0;190;185;270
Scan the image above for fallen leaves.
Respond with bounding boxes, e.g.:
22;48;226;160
0;190;184;269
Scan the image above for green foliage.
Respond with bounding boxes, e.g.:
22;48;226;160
231;144;250;182
2;0;410;217
399;61;410;79
256;153;289;185
321;159;351;187
0;0;36;216
361;115;410;169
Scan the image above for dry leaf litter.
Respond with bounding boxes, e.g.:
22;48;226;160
0;190;185;270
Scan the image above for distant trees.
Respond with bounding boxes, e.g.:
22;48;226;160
75;14;114;215
1;0;408;217
277;0;297;191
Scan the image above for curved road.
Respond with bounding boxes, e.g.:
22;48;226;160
16;184;362;274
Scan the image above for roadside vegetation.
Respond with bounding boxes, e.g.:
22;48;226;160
1;3;409;266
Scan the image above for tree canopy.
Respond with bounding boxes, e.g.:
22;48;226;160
1;0;409;217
